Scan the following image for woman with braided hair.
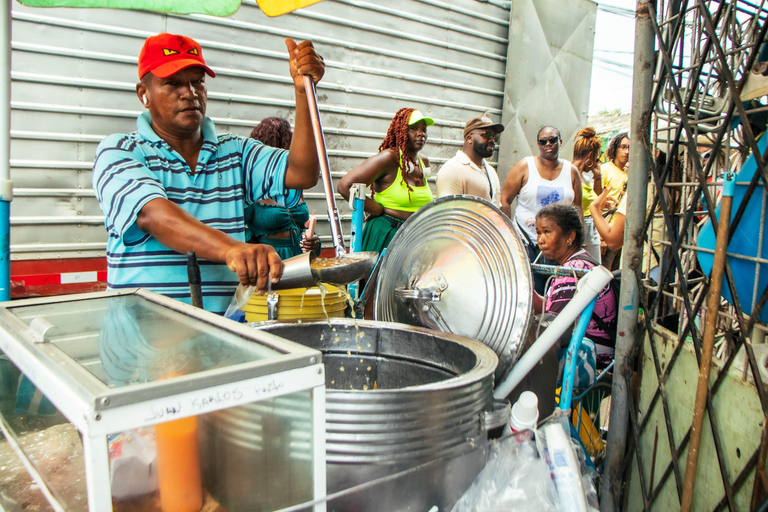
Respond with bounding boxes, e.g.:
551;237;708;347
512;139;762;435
338;107;434;255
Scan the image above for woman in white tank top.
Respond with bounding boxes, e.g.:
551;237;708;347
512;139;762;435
499;125;582;292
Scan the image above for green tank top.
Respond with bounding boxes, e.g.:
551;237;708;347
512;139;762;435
244;201;310;258
374;154;433;212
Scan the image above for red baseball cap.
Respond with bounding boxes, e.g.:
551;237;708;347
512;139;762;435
138;33;216;79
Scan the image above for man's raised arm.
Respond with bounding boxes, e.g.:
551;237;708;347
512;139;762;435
284;39;325;190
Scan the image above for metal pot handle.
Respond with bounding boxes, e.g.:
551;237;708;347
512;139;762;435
395;287;440;301
482;398;511;432
394;274;448;302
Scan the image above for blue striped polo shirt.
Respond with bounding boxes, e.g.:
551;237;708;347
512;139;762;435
92;112;301;314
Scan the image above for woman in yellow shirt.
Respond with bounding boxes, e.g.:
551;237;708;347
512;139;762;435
601;132;630;206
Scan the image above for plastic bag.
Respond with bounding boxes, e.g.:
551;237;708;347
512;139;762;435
536;412;599;512
109;428;158;500
223;284;257;322
451;434;559;512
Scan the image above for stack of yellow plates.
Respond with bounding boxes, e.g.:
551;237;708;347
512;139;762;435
244;285;348;322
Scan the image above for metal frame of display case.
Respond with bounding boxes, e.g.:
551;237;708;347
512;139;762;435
0;288;327;512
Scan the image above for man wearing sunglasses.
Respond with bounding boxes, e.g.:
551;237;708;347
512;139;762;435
500;125;582;294
436;115;504;206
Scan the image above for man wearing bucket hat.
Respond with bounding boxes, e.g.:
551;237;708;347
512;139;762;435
436;115;504;206
92;33;325;314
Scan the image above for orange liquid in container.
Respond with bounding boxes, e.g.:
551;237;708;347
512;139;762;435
155;415;202;512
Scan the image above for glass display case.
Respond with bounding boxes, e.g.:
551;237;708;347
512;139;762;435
0;289;326;512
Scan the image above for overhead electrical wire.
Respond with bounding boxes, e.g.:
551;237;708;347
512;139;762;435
595;49;635;55
593;61;634;78
597;3;635;18
593;57;634;71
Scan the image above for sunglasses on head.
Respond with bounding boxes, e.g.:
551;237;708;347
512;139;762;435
537;136;559;146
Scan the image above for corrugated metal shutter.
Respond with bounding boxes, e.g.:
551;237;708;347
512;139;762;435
9;0;510;260
498;0;596;175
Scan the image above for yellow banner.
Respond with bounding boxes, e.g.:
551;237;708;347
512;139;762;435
257;0;324;17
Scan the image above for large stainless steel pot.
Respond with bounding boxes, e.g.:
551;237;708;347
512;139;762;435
204;319;499;512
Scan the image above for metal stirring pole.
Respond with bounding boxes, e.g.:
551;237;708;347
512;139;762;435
303;75;346;257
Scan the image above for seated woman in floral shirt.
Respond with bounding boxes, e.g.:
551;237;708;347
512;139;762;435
533;203;618;365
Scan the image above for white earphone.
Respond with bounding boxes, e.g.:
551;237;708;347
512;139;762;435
142;95;148;105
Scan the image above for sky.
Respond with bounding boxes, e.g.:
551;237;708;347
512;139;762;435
588;0;637;115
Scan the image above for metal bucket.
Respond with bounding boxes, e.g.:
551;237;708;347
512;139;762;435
204;319;498;512
199;391;315;512
243;285;348;322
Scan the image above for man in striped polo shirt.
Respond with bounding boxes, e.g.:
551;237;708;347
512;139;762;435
92;33;325;314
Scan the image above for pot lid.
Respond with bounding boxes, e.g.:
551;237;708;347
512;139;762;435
374;196;533;381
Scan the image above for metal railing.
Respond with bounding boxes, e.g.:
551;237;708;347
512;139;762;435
602;1;768;510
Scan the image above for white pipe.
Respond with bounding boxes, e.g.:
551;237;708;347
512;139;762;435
0;0;10;184
0;0;12;302
493;266;613;400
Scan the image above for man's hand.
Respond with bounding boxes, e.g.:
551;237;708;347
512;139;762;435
224;243;284;294
286;39;325;93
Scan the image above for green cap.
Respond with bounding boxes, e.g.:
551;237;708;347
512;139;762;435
408;109;434;126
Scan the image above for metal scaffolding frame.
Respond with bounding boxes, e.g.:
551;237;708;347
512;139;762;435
602;0;768;510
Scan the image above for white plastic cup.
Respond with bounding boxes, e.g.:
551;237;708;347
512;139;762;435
509;391;539;440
